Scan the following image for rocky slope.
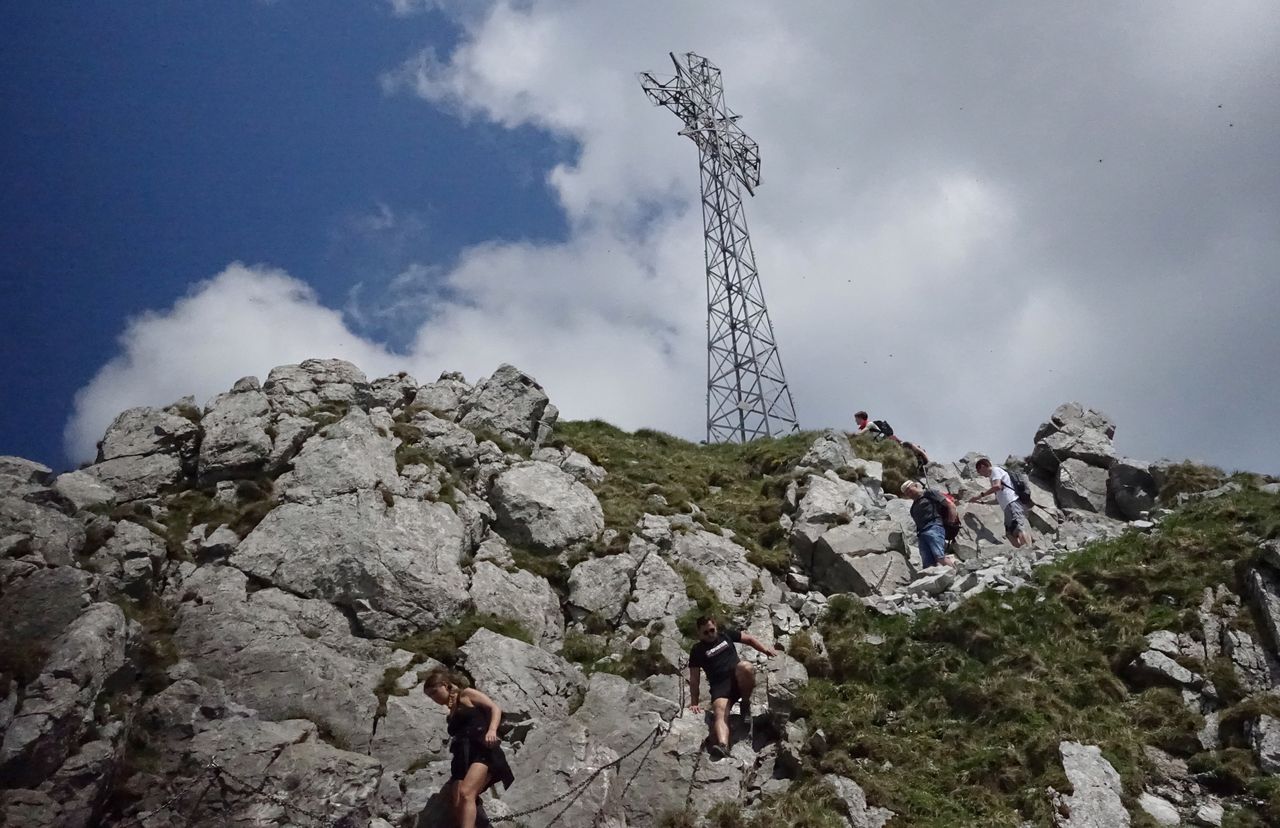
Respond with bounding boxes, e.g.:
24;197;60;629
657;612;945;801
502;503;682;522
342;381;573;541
0;359;1277;827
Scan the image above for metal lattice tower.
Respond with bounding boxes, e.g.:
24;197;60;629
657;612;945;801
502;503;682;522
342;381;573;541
640;52;800;443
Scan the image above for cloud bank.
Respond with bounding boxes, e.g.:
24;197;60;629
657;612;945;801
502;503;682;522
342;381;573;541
68;1;1280;473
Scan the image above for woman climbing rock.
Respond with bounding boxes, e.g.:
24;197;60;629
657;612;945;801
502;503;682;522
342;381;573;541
424;667;515;828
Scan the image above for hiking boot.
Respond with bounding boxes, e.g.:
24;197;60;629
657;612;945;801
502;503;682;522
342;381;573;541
708;742;728;760
738;697;752;720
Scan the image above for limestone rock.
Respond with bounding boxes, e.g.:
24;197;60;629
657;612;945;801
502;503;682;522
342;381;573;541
1126;650;1204;689
811;522;909;596
568;552;638;620
625;548;693;624
1052;741;1130;827
413;370;472;419
822;773;895;828
277;409;401;500
197;386;272;480
263;358;369;415
370;682;449;773
1109;458;1157;520
0;603;129;788
469;560;565;648
231;492;469;635
0;496;85;566
1246;565;1280;656
1057;458;1109;513
0;567;96;673
672;529;776;607
0;732;123;828
409;409;481;466
1251;714;1280;774
50;471;116;511
1031;402;1117;474
368;371;419;411
764;653;810;720
1138;792;1180;826
458;628;587;734
98;405;198;462
84;453;186;502
459;364;554;444
172;565;397;752
800;430;859;471
491;461;604;551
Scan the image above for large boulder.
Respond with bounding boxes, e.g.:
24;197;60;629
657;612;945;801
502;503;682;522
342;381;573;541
0;567;97;672
172;566;400;752
568;552;638;621
0;603;130;788
408;409;481;467
1031;402;1117;474
413;371;473;420
368;371;419;411
799;430;859;472
811;522;910;596
230;492;469;637
459;364;554;444
0;496;85;567
625;547;694;625
97;405;199;462
1109;458;1157;520
469;561;565;648
458;629;587;735
197;382;272;481
1057;459;1109;513
490;461;604;551
50;471;116;512
262;358;370;415
822;773;895;828
1051;741;1130;827
499;673;747;828
277;409;401;500
671;529;777;608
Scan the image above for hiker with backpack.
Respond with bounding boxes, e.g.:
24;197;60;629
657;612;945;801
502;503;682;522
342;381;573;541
901;441;930;479
854;411;900;443
969;458;1032;548
688;615;775;759
900;481;960;568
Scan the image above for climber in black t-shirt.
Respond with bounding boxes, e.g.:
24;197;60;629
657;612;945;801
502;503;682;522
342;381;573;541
688;615;776;759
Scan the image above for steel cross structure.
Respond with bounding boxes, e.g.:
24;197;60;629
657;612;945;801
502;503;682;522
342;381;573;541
640;52;800;443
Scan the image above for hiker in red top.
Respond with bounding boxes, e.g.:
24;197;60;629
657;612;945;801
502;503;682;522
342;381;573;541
688;615;775;759
853;411;901;443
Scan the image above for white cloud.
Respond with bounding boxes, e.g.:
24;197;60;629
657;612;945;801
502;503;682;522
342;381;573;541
65;265;398;460
69;1;1280;474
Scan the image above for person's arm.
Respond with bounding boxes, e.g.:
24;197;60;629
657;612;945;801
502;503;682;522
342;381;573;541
688;665;703;712
738;632;777;657
969;484;998;502
461;688;502;746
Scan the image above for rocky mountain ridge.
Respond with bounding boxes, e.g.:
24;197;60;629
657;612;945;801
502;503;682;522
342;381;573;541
1;358;1278;827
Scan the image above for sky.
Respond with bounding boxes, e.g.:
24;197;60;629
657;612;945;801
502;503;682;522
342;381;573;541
2;1;1278;476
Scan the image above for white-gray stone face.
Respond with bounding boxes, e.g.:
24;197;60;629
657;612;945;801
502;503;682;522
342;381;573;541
625;549;693;624
98;406;198;462
469;560;565;648
198;387;272;480
413;371;472;419
1053;741;1131;828
50;470;116;511
277;409;402;501
263;358;369;415
458;364;553;443
800;430;860;472
458;628;587;734
172;566;397;752
1057;458;1110;513
671;529;773;608
567;553;637;620
490;461;604;551
231;492;469;633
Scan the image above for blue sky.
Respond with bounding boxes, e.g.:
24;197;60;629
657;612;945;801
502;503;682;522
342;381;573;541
3;2;1278;475
1;1;568;468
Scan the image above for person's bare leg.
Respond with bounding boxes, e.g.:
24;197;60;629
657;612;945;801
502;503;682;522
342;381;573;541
455;763;491;828
734;662;756;707
711;698;730;748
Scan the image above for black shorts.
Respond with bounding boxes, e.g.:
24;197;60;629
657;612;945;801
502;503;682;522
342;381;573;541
708;673;741;702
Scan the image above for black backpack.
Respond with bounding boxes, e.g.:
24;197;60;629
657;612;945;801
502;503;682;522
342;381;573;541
873;419;894;437
1007;470;1033;505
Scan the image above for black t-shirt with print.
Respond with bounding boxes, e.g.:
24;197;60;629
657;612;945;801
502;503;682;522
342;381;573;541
689;628;742;680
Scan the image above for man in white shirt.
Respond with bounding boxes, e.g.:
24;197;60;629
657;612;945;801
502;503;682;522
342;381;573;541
969;458;1031;548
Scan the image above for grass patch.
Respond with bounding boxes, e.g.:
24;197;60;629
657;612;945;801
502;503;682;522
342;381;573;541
159;480;278;555
1157;461;1226;504
554;420;812;573
782;489;1280;826
395;614;533;667
302;401;351;429
847;433;920;497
